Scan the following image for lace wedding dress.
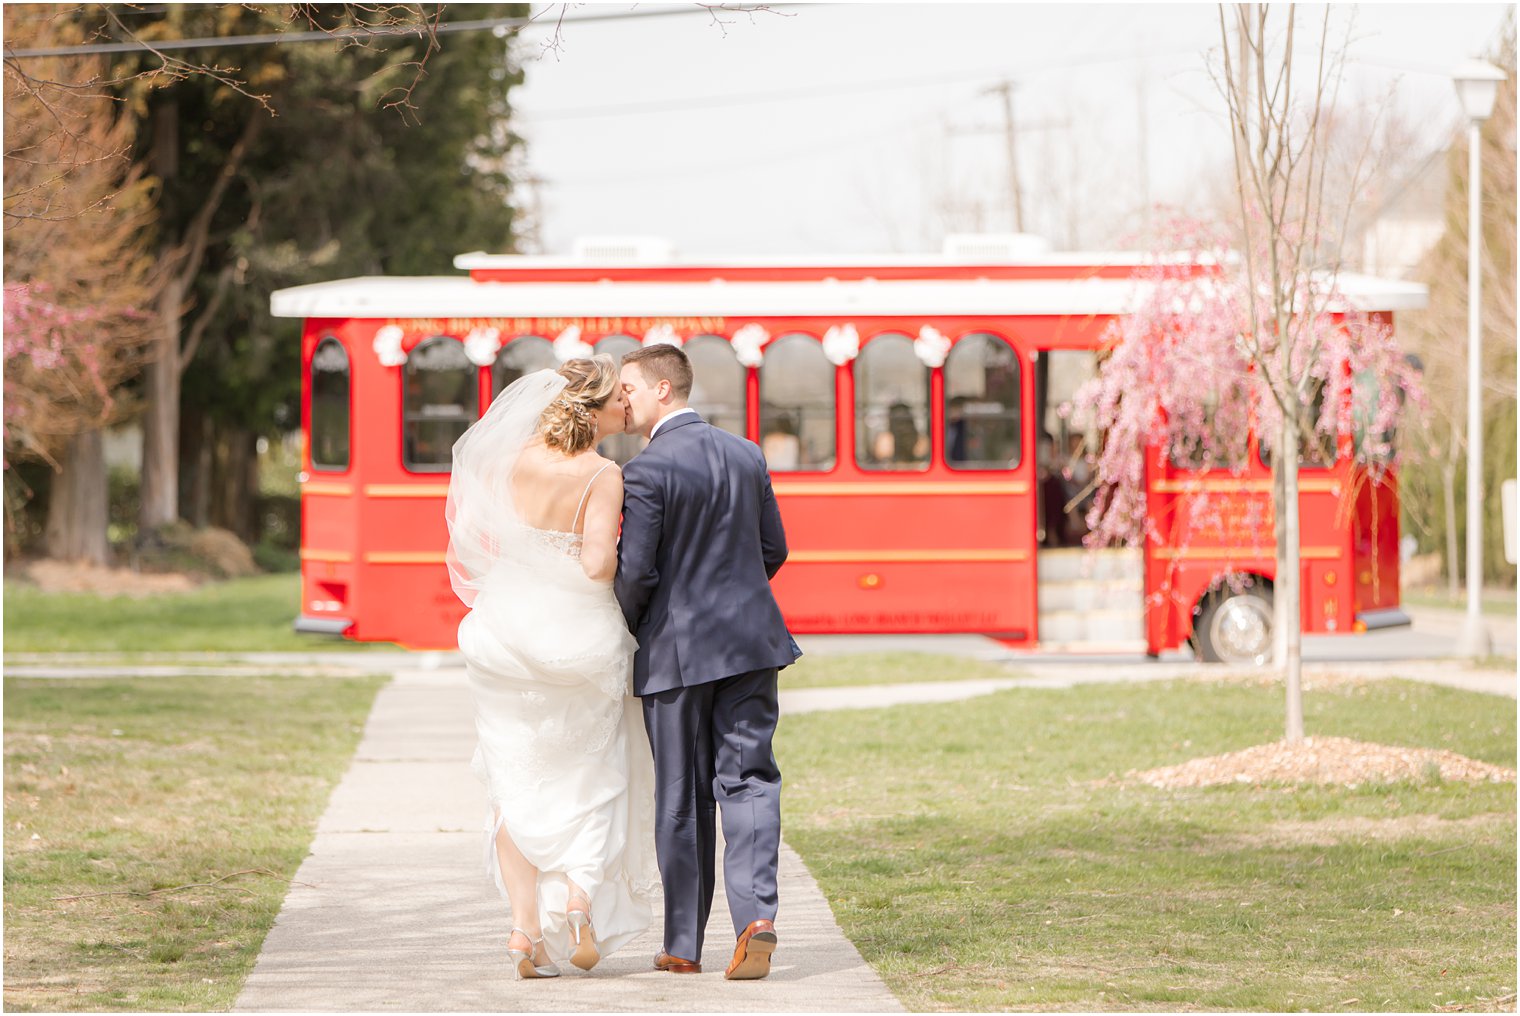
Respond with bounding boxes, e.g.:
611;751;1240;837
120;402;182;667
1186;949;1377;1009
446;370;658;965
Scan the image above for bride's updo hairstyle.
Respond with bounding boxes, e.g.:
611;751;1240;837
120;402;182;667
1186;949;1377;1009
539;354;618;454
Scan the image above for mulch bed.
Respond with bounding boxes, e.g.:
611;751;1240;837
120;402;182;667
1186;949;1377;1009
1128;736;1516;789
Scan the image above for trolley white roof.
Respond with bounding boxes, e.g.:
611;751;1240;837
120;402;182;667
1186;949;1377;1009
270;273;1427;320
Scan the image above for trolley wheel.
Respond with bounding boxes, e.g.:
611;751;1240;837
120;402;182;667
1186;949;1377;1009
1193;580;1273;665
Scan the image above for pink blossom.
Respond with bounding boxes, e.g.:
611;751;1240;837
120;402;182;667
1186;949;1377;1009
1067;216;1424;550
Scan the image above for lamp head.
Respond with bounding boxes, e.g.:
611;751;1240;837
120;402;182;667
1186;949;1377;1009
1452;59;1507;123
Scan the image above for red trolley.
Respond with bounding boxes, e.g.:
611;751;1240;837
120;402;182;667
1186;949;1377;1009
272;235;1424;661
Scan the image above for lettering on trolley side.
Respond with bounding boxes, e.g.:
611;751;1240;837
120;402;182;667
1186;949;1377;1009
1172;494;1275;548
386;317;728;336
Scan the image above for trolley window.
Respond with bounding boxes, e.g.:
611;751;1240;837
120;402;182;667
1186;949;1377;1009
760;333;836;472
687;335;747;439
310;336;350;472
855;332;930;471
1258;378;1337;470
493;335;556;398
1168;385;1250;470
944;332;1021;470
402;336;478;472
597;334;645;466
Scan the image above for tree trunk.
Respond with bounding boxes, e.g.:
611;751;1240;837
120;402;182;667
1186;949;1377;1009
140;99;181;536
210;425;260;543
228;430;257;543
140;274;183;534
181;406;211;528
44;430;110;565
1271;447;1288;667
1280;408;1304;743
243;437;262;545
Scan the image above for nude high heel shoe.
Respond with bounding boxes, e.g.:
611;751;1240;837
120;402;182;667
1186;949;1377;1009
567;907;600;971
508;928;560;979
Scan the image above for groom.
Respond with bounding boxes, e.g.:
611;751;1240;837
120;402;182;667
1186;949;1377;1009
615;344;795;980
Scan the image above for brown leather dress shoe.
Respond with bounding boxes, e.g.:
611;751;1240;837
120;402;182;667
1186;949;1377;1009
724;920;778;980
653;951;702;974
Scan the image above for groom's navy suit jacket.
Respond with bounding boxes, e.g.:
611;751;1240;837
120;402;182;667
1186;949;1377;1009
615;411;793;696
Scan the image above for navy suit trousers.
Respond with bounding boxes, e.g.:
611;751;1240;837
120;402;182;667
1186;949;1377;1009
641;667;782;963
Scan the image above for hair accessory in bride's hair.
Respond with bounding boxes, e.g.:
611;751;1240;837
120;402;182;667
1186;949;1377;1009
554;397;590;421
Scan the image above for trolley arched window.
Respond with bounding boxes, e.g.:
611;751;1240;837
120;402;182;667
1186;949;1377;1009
855;332;930;471
493;335;555;398
310;337;350;471
596;334;645;466
687;334;746;439
944;332;1021;470
402;335;477;472
1258;377;1337;470
759;333;835;472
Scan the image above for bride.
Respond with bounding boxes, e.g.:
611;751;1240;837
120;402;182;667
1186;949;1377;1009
445;356;657;979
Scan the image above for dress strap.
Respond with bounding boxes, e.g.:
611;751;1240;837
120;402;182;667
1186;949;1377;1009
572;461;616;533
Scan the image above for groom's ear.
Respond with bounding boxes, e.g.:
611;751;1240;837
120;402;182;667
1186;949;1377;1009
655;378;672;402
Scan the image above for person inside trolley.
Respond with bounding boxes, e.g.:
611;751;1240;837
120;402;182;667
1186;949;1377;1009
761;413;801;471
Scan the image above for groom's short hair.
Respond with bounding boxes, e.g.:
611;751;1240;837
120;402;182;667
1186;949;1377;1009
623;344;693;400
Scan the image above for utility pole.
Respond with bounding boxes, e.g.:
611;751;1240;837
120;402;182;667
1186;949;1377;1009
983;79;1023;232
514;172;548;254
948;101;1069;241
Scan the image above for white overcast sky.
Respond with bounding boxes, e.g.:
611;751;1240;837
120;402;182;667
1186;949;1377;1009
507;2;1513;256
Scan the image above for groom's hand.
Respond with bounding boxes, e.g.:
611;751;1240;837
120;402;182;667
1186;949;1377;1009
759;472;788;580
614;463;663;629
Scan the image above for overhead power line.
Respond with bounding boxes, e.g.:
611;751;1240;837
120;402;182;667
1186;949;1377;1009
4;4;802;59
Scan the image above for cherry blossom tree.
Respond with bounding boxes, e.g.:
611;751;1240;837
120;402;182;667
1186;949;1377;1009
1067;7;1425;742
3;5;157;563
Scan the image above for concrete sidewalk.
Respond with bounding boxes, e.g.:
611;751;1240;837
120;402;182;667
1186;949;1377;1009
233;667;902;1013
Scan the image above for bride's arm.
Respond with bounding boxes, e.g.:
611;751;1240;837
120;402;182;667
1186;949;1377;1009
580;465;623;583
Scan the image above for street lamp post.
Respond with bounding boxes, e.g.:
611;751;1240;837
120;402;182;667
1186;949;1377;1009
1451;59;1506;658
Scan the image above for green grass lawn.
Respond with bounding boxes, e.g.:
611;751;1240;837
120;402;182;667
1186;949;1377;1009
778;677;1517;1012
3;575;387;653
4;673;386;1011
781;652;1021;690
1404;587;1518;618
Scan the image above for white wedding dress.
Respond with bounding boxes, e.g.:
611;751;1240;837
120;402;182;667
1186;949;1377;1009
446;370;658;965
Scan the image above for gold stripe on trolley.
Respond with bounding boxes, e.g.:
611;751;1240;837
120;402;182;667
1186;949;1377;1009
1149;477;1340;495
774;481;1030;497
1159;546;1341;561
299;549;354;563
301;482;353;496
788;549;1030;564
364;484;451;498
364;552;448;565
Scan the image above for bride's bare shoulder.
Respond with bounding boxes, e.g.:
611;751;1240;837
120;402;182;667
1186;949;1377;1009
578;451;621;476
